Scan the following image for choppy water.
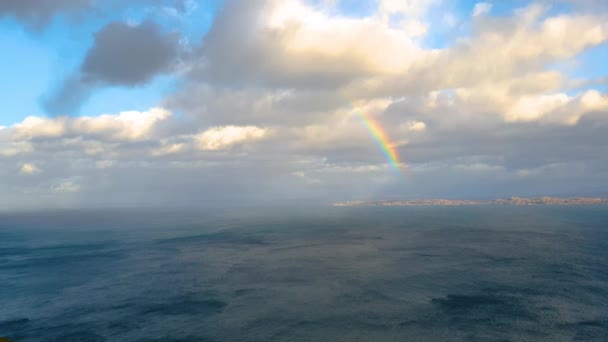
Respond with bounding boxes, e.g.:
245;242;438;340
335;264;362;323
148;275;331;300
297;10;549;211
1;206;607;341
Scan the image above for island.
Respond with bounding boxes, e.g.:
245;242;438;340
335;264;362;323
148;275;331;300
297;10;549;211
333;197;608;207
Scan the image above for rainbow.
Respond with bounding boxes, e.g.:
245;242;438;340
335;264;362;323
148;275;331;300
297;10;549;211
351;105;403;173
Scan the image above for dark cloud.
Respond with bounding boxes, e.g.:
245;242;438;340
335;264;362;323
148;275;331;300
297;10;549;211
44;20;180;116
42;75;93;117
0;0;90;30
0;0;190;31
82;21;180;86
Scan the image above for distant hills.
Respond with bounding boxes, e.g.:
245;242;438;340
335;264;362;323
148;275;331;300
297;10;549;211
333;197;608;207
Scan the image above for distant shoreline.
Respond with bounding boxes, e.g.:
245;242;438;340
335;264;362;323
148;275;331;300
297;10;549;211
333;197;608;207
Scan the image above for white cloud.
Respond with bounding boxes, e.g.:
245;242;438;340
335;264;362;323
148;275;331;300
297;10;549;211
197;0;432;88
20;163;41;175
402;121;427;132
580;89;608;111
503;90;608;124
195;126;269;150
13;116;67;139
10;108;170;142
472;2;492;17
348;5;608;99
153;142;185;156
505;93;571;122
292;171;321;184
72;107;170;140
379;0;439;17
268;0;428;71
51;181;80;193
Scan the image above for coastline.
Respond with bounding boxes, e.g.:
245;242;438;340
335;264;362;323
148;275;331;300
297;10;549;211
333;197;608;207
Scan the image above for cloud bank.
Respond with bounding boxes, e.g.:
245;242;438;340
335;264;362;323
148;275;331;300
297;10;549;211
2;0;608;209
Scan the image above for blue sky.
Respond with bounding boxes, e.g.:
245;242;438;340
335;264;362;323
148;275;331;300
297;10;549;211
0;0;220;125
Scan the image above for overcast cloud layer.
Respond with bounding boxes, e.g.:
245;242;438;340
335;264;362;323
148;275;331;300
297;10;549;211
1;0;608;209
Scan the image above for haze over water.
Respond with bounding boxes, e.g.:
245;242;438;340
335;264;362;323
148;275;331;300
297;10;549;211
1;206;607;341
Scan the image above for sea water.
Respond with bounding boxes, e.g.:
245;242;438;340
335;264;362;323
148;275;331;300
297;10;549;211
1;206;607;341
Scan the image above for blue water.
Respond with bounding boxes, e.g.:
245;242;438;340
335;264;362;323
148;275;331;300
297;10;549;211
1;206;607;341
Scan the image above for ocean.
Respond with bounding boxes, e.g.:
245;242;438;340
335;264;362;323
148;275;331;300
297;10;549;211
1;206;607;341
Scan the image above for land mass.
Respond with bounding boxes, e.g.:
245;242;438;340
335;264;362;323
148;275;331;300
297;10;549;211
333;197;608;207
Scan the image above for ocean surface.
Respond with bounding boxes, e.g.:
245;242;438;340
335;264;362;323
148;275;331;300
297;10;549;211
1;206;607;341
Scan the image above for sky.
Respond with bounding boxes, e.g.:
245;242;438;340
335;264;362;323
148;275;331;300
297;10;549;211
1;0;608;209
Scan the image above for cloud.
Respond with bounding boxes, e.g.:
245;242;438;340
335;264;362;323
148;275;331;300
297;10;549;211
505;93;572;123
95;160;114;169
12;116;67;140
52;181;81;193
44;21;180;116
20;163;41;175
455;88;608;125
0;0;190;31
378;0;439;17
195;126;269;151
11;108;170;142
191;0;429;88
472;2;492;17
81;21;180;86
72;108;171;140
402;121;427;132
155;0;608;202
3;1;608;209
0;142;33;157
0;0;91;31
292;171;321;184
152;142;185;156
345;5;608;99
42;75;94;117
